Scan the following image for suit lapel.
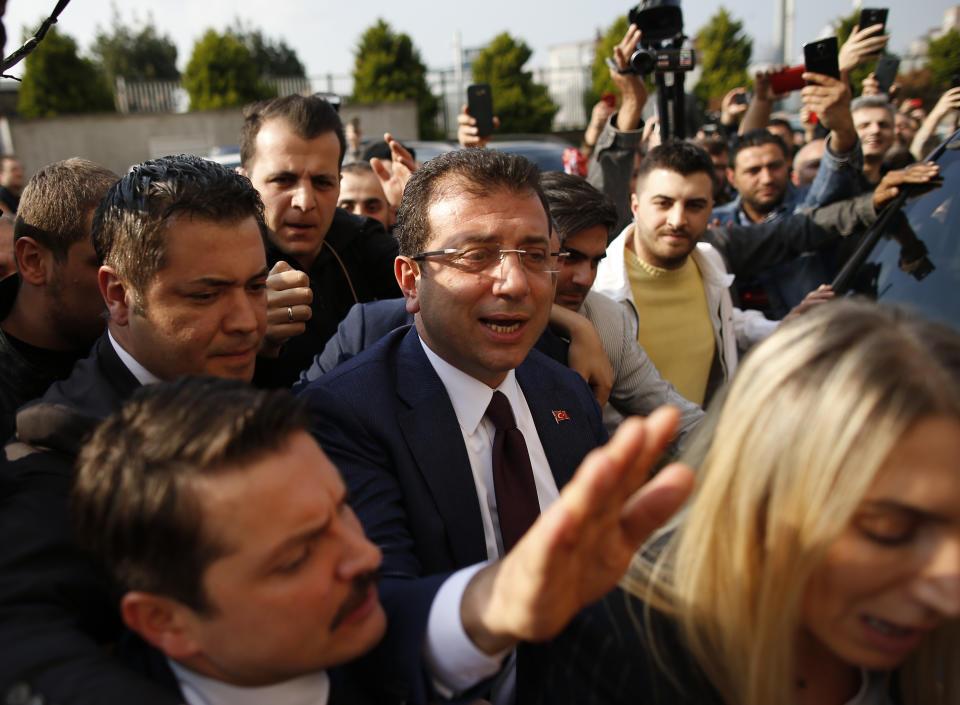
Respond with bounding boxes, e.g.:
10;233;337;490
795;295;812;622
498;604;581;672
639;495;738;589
395;328;488;567
519;355;597;492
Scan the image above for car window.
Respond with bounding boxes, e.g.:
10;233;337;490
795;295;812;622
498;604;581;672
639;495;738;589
844;138;960;332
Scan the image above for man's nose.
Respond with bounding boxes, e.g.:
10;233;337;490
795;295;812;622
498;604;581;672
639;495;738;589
666;203;687;229
570;260;593;286
493;251;531;298
337;517;382;580
291;178;316;211
223;288;261;333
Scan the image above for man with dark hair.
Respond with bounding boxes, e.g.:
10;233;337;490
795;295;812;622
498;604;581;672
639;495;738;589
73;377;386;703
541;171;702;437
766;116;795;158
302;148;694;704
0;155;25;214
712;130;795;226
693;136;734;204
0;154;271;705
239;94;400;387
338;162;392;229
592;140;922;406
0;158;118;439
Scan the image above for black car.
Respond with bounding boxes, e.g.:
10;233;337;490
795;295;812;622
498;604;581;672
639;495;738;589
835;129;960;332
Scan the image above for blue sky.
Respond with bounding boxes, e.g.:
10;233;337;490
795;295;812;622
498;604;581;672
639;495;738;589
3;0;956;79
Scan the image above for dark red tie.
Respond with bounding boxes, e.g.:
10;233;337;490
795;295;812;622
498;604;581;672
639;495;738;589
486;390;540;552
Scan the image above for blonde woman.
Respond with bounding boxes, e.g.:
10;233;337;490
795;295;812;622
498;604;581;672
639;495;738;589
522;300;960;705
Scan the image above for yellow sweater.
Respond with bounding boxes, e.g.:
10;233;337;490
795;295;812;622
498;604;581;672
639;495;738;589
624;248;715;405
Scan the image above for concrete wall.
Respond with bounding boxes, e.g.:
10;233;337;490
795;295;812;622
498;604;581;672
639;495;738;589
4;100;418;176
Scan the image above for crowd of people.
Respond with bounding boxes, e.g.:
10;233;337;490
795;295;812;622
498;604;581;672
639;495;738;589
0;15;957;705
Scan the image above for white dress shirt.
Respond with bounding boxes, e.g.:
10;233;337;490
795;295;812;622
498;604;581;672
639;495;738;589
108;330;162;386
419;338;561;704
169;661;330;705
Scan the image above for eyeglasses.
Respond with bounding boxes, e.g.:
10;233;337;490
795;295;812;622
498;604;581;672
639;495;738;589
558;247;606;270
411;246;568;274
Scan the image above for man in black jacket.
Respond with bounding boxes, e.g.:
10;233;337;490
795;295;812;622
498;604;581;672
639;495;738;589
72;377;386;705
0;159;118;440
239;95;401;387
0;154;270;705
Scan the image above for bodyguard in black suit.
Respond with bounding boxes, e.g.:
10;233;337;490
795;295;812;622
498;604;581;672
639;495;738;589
73;378;387;705
301;149;696;703
0;156;273;704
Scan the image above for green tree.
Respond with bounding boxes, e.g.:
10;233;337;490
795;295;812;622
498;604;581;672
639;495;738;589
926;29;960;90
18;26;114;117
351;19;440;138
229;21;306;77
183;29;275;111
472;32;557;134
694;8;752;110
91;10;179;84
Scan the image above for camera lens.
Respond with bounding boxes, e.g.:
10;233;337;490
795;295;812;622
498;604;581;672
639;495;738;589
629;49;656;75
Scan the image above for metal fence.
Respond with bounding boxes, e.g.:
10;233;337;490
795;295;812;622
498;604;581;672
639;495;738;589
114;65;595;137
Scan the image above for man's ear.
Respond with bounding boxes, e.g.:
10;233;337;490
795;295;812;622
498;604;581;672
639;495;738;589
726;167;736;187
98;265;134;326
235;165;247;177
14;237;50;286
120;591;201;661
630;191;640;218
395;256;421;314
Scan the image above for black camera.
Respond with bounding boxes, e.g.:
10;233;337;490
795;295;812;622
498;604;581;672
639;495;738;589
629;48;694;74
622;0;694;75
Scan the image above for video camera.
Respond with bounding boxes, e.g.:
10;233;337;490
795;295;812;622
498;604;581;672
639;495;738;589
611;0;693;139
625;0;694;75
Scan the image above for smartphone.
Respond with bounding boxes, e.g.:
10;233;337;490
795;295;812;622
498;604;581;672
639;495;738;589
874;54;900;94
769;65;806;93
602;92;616;108
732;92;748;105
467;83;494;138
859;8;888;33
804;37;840;80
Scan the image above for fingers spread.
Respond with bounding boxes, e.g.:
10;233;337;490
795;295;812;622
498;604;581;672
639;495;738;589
620;463;695;544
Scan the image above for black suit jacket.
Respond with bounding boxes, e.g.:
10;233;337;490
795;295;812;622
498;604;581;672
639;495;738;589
0;335;182;705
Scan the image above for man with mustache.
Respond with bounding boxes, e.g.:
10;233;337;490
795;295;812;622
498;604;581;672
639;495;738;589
72;377;388;704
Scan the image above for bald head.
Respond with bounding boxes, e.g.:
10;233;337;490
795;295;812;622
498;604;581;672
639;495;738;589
792;139;825;188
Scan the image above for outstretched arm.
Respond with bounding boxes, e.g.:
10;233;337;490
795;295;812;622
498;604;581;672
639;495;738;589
460;408;694;653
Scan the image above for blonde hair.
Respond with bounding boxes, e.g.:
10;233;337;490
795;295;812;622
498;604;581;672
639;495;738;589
624;299;960;705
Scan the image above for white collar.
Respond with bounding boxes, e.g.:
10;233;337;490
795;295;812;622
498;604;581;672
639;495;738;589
107;329;163;386
169;660;330;705
419;335;522;436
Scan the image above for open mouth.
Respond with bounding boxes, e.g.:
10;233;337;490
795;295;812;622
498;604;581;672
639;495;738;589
864;616;910;636
482;318;524;334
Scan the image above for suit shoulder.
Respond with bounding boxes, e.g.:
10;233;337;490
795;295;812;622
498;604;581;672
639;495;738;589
299;326;409;396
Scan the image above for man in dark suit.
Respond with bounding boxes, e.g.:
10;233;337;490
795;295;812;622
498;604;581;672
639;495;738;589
73;377;386;705
0;155;271;705
301;149;695;703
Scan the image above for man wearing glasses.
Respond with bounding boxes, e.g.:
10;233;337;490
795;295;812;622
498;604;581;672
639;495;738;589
299;149;692;704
